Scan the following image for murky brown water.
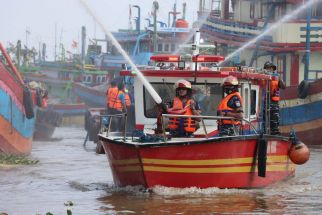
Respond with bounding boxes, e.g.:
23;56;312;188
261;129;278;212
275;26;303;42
1;127;322;215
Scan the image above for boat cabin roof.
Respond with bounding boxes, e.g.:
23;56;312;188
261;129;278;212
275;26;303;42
121;54;273;81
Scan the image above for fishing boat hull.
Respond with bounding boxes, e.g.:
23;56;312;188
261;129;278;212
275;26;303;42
33;108;62;140
33;121;56;140
73;83;106;108
0;113;33;155
50;103;87;127
100;135;295;189
280;79;322;145
0;64;35;155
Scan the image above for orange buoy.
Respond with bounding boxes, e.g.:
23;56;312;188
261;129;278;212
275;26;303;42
288;141;310;165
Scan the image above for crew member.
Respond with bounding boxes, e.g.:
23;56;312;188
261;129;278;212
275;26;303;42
106;79;117;111
168;79;201;137
264;61;285;135
217;76;244;136
108;81;127;131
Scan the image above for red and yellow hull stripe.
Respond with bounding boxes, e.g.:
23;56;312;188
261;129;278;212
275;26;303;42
111;155;295;173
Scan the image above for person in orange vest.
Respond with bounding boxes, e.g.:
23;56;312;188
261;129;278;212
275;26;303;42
107;81;127;131
167;79;201;137
264;61;285;135
106;79;117;111
217;76;244;136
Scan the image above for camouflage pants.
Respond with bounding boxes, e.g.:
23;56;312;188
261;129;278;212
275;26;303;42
219;124;240;136
270;101;280;135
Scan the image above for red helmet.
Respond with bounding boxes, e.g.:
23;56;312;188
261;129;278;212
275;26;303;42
175;79;192;89
222;76;239;87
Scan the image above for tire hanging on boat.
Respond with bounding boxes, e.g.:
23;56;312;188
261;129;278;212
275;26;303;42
297;80;309;99
23;86;35;119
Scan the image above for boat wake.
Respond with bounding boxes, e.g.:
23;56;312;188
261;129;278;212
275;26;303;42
152;185;249;196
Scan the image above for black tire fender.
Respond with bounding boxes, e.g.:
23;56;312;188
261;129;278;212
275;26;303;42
23;87;35;119
297;80;309;99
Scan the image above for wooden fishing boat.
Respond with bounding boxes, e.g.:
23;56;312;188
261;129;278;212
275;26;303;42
98;31;309;189
50;103;87;127
280;78;322;145
0;43;35;155
198;0;322;145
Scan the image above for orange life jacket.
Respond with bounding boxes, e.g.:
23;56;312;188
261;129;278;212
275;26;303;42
217;92;242;125
107;87;117;107
270;80;280;102
108;88;123;110
125;93;131;107
168;97;196;133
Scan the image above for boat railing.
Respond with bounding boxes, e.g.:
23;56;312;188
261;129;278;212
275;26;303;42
98;113;257;142
99;113;128;141
161;114;258;142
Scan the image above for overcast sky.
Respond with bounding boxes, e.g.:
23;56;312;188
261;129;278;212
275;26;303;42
1;0;200;58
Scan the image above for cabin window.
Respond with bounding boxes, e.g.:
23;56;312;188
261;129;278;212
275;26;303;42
97;76;101;83
157;44;163;52
244;88;249;119
83;75;92;83
242;83;259;121
250;89;257;116
164;44;169;52
143;82;222;118
102;76;106;83
171;44;176;52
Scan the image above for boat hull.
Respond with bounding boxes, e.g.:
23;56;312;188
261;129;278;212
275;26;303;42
0;66;35;155
33;108;62;140
73;83;105;107
33;121;56;140
50;103;87;127
100;135;295;189
0;115;32;155
280;79;322;145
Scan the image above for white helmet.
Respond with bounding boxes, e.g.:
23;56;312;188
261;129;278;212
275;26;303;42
222;76;239;87
175;79;192;89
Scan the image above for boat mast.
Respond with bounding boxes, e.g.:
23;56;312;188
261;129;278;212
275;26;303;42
304;5;312;81
132;5;141;33
153;1;159;53
172;1;178;27
54;23;57;62
182;2;186;20
81;26;86;72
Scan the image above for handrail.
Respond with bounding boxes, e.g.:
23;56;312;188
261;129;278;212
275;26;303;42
161;114;258;142
99;113;128;141
98;113;257;143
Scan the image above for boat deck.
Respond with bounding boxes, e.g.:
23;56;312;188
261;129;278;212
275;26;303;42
98;131;266;146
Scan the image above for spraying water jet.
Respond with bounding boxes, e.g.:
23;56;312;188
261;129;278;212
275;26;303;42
79;0;162;104
219;0;319;66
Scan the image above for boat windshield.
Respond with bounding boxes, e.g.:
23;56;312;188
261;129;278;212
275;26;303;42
143;82;223;118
